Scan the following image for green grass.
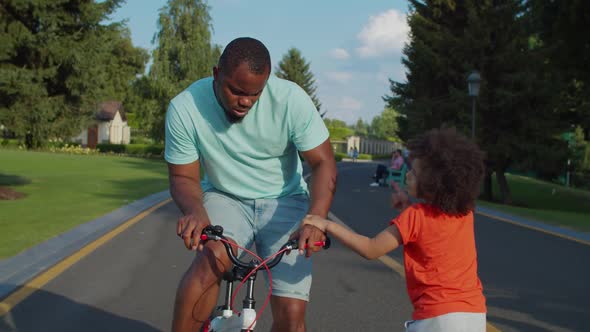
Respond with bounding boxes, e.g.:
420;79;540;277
477;174;590;233
0;149;169;259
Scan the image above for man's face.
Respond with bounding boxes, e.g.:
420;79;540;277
213;62;269;123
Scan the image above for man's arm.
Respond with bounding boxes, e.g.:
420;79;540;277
295;139;337;256
300;139;337;218
167;160;210;250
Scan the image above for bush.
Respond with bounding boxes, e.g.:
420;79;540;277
571;170;590;190
334;152;346;161
96;143;126;153
0;139;20;149
130;136;154;145
126;144;164;156
48;144;97;155
96;143;164;157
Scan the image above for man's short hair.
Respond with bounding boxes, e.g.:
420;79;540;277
218;37;271;75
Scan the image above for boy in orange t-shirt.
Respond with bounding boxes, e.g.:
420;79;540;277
301;128;487;331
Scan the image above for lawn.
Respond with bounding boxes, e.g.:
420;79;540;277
0;149;169;259
478;174;590;232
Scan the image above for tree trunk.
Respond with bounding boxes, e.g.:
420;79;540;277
481;159;494;201
482;171;493;200
496;170;513;204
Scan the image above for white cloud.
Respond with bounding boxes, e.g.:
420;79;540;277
325;71;353;83
356;9;409;58
329;48;350;60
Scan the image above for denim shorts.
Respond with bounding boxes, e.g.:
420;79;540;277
404;312;486;332
203;189;312;301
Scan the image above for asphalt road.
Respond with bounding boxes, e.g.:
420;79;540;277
2;162;589;331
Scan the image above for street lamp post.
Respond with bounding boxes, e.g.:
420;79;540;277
467;71;481;139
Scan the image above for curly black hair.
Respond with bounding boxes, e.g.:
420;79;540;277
218;37;271;75
407;128;485;215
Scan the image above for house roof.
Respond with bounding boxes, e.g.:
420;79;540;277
96;101;127;121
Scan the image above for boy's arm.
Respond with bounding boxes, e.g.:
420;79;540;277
391;182;411;212
303;215;402;260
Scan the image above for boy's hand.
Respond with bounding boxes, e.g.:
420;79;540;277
290;214;328;257
391;182;409;211
303;214;329;232
290;223;326;257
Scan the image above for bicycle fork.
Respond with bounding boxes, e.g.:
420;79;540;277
208;272;258;332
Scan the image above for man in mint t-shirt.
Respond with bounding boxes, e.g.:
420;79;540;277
165;37;337;332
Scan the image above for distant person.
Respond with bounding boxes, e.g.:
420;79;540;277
301;128;487;332
402;147;412;170
352;146;359;162
165;37;337;332
370;149;404;187
348;147;354;159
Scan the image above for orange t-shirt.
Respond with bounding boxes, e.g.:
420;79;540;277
391;203;486;320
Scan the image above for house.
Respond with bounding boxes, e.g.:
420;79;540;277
73;101;131;148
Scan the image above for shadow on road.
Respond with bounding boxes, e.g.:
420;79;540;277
1;287;161;332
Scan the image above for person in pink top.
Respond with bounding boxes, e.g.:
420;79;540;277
390;148;405;170
301;128;487;331
371;149;404;186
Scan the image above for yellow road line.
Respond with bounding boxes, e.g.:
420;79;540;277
329;211;501;331
476;210;590;246
0;198;172;316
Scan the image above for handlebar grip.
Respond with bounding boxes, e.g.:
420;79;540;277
301;236;331;249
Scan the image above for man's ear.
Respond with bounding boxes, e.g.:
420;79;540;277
213;66;219;79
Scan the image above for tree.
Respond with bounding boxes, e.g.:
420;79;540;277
0;0;146;148
527;0;590;137
354;118;368;136
385;0;566;203
275;48;322;114
138;0;221;141
369;107;401;141
323;118;353;141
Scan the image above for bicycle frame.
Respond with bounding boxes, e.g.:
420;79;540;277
200;225;329;332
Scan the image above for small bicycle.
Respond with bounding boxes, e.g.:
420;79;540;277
199;225;330;332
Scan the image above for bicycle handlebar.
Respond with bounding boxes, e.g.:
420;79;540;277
200;225;330;270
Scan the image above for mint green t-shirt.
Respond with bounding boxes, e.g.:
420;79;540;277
165;75;329;200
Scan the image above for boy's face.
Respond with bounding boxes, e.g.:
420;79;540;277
406;158;420;198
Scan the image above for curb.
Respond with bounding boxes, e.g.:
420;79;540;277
0;190;171;300
475;205;590;245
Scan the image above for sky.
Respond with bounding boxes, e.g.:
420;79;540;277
109;0;411;125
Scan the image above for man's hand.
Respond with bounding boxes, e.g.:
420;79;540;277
291;224;326;258
176;214;210;251
391;182;410;211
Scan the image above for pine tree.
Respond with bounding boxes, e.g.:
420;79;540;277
275;48;322;114
142;0;221;142
385;0;566;203
527;0;590;137
0;0;146;148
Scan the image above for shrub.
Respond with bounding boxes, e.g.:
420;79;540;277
571;170;590;190
334;152;346;161
96;143;126;153
48;144;97;155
